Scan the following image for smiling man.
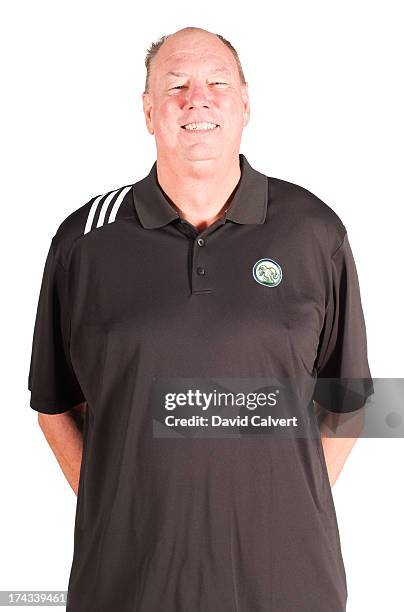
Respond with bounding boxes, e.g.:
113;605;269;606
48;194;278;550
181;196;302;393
141;28;249;232
28;26;373;612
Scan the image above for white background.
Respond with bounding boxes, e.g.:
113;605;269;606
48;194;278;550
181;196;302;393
1;1;403;610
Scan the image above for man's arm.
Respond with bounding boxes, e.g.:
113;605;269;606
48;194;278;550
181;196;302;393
314;401;365;487
37;402;87;496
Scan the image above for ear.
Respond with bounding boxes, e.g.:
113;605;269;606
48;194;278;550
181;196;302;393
240;82;250;128
142;91;154;135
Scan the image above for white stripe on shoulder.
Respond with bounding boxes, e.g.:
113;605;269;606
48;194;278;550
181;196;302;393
96;188;120;228
108;185;132;223
84;193;105;235
83;185;132;235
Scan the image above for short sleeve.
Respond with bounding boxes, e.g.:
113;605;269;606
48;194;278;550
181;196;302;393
312;231;374;413
28;239;86;414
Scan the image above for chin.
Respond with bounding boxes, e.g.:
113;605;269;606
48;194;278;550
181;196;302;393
183;148;222;162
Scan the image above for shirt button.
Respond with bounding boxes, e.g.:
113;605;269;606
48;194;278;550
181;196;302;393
197;266;206;276
197;237;205;247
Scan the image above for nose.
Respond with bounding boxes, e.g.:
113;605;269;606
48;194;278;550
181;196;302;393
185;83;210;108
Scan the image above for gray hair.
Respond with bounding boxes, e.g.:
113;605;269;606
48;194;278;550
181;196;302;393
144;27;247;93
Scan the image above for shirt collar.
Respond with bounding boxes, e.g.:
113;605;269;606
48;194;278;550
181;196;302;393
132;153;268;229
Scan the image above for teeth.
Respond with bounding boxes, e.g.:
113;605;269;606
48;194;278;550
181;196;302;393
183;122;218;131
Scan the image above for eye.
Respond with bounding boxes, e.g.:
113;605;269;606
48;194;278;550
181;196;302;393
170;82;227;90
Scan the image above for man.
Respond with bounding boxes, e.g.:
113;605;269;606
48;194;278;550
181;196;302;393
28;26;373;611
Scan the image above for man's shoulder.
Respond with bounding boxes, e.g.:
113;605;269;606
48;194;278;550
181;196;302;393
266;174;347;254
51;182;134;260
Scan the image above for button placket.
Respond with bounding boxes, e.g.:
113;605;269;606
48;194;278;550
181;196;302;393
175;215;225;294
192;234;210;292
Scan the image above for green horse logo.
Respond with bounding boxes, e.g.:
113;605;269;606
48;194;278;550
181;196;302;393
252;258;282;287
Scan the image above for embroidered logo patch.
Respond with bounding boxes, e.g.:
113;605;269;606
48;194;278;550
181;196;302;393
252;258;282;287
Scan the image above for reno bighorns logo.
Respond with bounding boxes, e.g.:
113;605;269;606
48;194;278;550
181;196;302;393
252;258;283;287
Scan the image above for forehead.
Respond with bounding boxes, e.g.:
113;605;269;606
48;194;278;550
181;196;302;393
155;36;237;76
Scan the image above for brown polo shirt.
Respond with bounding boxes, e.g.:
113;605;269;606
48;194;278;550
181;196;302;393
28;153;373;611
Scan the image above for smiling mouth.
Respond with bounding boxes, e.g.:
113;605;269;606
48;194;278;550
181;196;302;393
181;121;220;131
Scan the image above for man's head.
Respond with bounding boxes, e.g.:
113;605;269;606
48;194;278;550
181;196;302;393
142;27;250;168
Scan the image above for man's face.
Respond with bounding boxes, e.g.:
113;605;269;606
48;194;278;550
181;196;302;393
142;31;250;165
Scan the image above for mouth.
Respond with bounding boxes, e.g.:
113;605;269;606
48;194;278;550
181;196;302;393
181;121;220;132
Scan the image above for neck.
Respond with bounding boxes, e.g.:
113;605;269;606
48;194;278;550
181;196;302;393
155;154;242;231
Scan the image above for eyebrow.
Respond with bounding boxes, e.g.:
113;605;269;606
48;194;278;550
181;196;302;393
165;67;232;78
